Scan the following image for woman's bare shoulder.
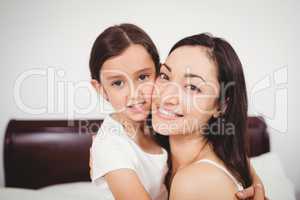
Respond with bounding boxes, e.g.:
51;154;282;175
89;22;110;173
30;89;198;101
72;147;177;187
169;162;238;200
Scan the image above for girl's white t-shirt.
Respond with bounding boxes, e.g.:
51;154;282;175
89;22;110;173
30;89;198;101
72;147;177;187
90;115;169;200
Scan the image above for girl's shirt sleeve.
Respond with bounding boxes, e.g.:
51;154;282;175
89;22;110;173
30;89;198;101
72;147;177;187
90;130;137;184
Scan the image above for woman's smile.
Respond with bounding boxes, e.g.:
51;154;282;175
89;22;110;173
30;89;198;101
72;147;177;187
156;106;184;120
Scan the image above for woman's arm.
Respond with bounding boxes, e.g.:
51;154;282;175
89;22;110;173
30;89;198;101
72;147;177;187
169;163;239;200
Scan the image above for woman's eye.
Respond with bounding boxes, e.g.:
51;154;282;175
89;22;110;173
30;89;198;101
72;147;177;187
158;72;169;80
186;84;201;93
138;74;150;81
111;80;124;87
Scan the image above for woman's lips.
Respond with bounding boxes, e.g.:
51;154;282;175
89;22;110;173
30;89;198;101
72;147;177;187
156;106;184;120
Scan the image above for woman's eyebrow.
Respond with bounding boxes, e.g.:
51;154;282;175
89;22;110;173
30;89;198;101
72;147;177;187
184;73;206;82
161;63;171;72
162;63;206;82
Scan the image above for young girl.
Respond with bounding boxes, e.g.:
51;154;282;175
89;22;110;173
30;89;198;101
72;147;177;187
89;24;169;200
89;24;265;200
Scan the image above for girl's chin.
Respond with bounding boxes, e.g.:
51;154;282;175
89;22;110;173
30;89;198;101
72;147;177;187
127;112;149;122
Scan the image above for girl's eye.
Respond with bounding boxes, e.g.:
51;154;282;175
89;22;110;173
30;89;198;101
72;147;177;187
158;72;169;80
185;84;201;93
138;74;150;81
111;80;124;87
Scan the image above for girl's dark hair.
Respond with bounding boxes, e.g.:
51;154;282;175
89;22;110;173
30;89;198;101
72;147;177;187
89;23;160;82
168;33;252;187
89;23;170;181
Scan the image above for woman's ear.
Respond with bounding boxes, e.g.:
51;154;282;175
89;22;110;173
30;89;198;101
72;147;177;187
213;110;222;118
213;97;229;118
91;79;108;101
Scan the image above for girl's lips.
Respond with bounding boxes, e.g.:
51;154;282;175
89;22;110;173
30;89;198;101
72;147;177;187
127;102;147;113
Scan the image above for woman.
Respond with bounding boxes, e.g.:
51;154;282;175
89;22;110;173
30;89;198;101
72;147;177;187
151;33;265;199
89;28;266;200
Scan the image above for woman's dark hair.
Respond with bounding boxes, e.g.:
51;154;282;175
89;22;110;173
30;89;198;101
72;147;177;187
168;33;252;187
89;23;160;82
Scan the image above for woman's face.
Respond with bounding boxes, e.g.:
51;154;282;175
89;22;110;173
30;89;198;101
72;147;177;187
152;46;221;136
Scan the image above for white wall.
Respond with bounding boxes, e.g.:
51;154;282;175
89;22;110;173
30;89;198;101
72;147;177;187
0;0;299;198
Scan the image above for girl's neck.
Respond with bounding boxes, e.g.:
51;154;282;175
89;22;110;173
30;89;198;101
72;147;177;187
112;112;162;154
169;132;211;174
111;113;145;137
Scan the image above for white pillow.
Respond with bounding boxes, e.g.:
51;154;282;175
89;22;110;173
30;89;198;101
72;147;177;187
250;152;296;200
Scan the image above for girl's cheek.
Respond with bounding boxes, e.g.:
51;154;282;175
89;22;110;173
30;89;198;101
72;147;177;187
111;89;130;110
141;82;156;98
110;95;126;110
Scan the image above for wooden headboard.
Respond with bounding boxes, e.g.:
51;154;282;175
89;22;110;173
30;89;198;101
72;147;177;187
4;117;270;189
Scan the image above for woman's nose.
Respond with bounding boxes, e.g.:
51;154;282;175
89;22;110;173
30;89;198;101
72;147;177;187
160;82;180;106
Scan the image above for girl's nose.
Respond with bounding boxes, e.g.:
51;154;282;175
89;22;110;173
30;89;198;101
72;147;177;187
129;83;144;102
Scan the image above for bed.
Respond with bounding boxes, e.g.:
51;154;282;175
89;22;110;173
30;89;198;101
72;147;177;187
1;117;295;199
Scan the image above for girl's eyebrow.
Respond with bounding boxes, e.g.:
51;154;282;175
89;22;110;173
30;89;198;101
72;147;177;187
105;74;123;80
133;67;153;75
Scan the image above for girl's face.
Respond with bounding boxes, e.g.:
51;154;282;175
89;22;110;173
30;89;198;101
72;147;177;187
152;46;221;136
92;44;156;122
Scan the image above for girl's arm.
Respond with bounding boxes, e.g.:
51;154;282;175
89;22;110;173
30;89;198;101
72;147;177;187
89;145;151;200
104;169;151;200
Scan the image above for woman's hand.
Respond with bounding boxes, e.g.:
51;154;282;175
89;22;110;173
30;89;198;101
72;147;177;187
235;161;268;200
236;184;268;200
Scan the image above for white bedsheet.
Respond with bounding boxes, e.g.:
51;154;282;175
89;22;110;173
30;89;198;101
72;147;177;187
0;187;78;200
250;152;296;200
0;182;99;200
0;152;296;200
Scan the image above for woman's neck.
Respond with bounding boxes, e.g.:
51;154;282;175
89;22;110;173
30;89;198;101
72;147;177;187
169;133;210;174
